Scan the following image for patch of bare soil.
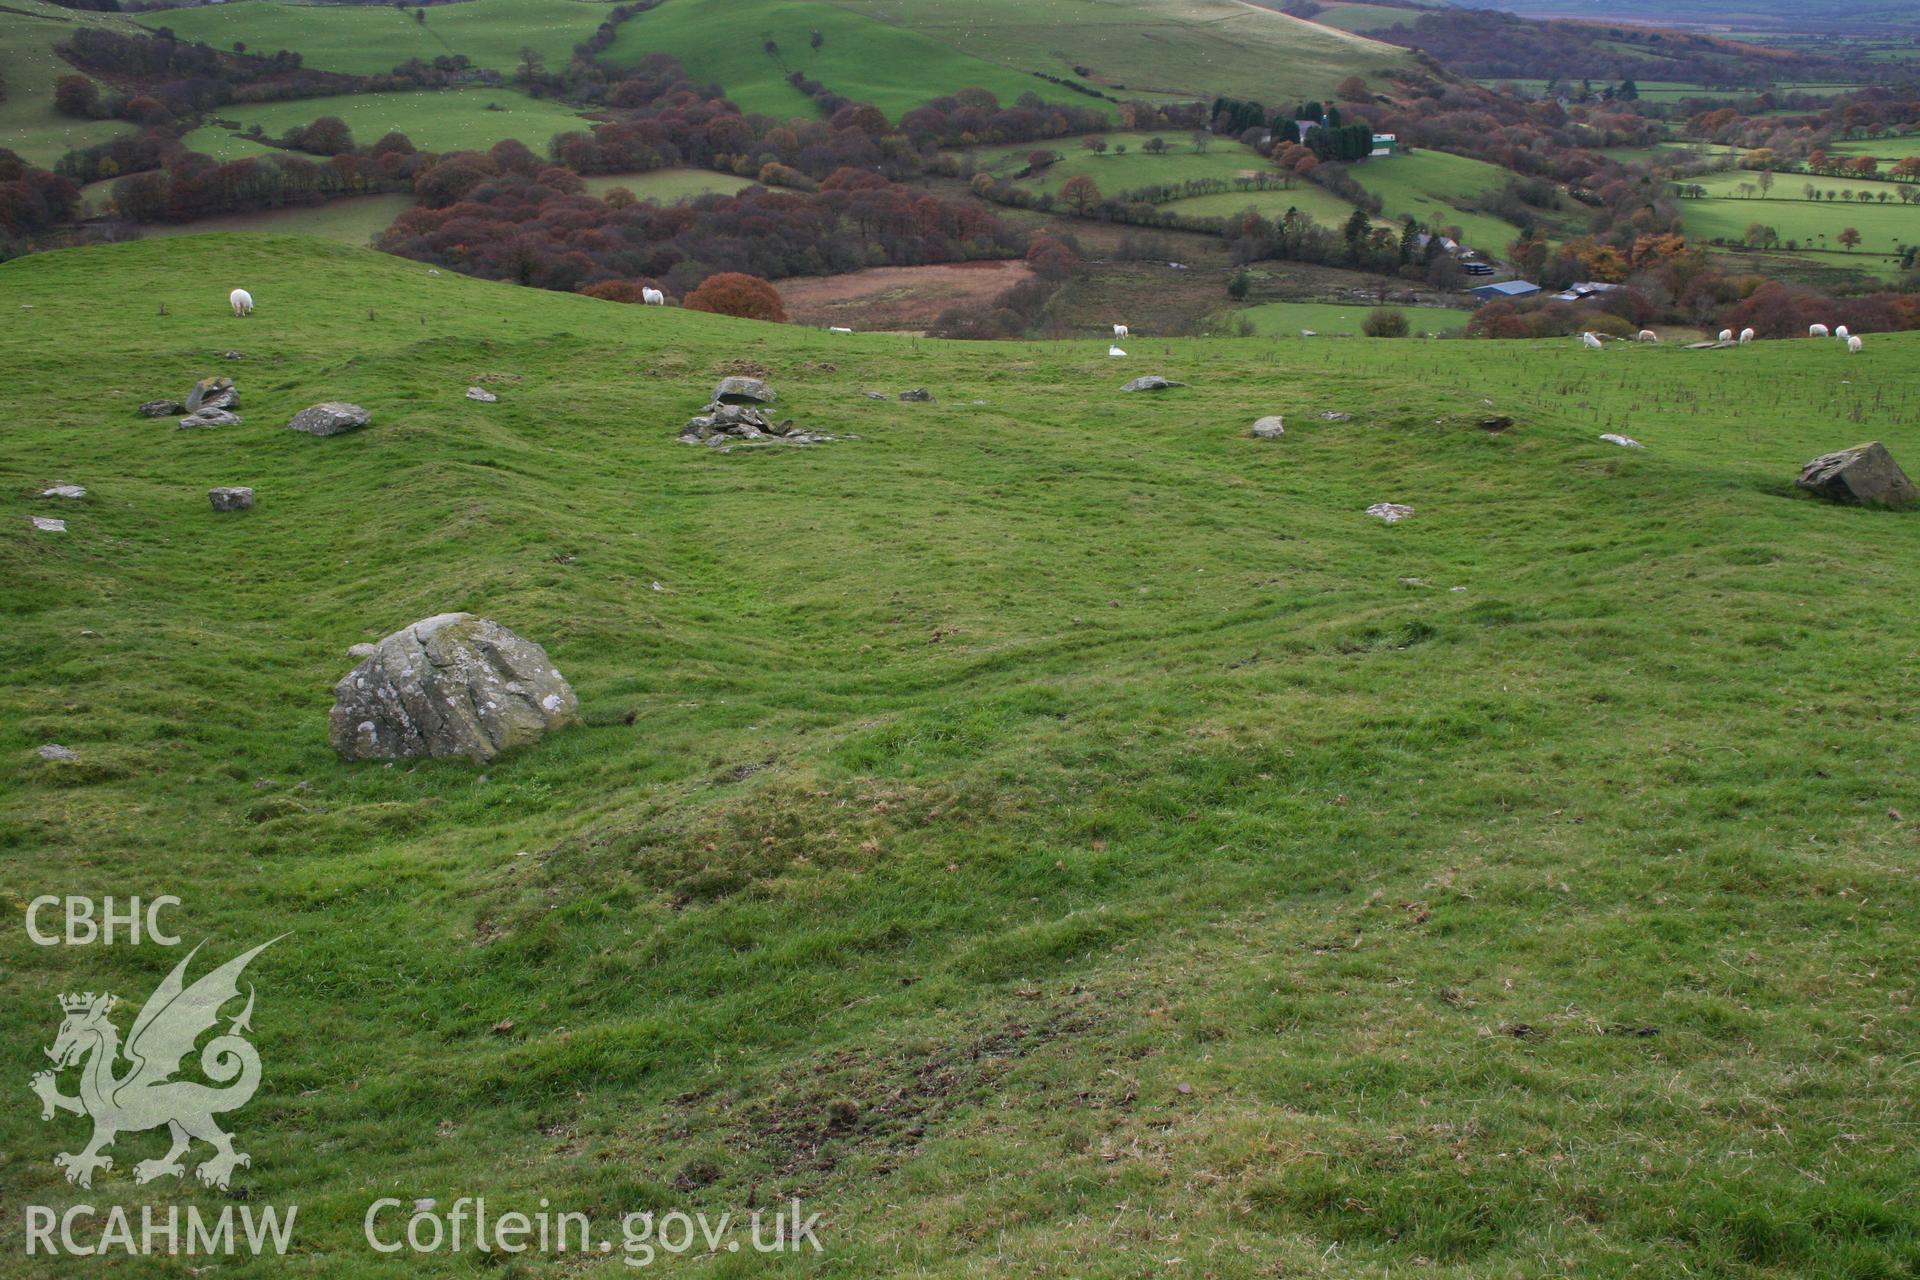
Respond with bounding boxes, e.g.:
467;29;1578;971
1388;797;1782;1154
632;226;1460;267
777;261;1037;333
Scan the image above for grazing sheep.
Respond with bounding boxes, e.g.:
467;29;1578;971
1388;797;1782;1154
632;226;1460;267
829;325;853;334
642;287;665;306
1636;329;1658;343
1835;325;1850;339
1108;345;1127;358
1739;328;1755;344
1580;332;1603;350
1848;335;1863;353
1113;324;1129;338
1809;323;1829;338
229;288;254;317
1718;329;1733;342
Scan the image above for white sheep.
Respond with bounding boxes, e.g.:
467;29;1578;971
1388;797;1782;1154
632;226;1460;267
642;287;665;306
1848;335;1863;353
828;325;853;334
1738;328;1755;344
1113;323;1129;338
1108;345;1127;358
1636;329;1658;343
1809;323;1829;338
1718;329;1733;342
1580;332;1603;350
229;288;254;317
1835;324;1850;339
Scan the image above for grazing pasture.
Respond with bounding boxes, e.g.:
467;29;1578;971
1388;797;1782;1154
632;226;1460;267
602;0;1105;121
187;87;597;157
579;169;760;202
1220;299;1476;335
1673;168;1919;265
0;0;145;166
1346;149;1532;253
147;0;618;77
3;232;1919;1277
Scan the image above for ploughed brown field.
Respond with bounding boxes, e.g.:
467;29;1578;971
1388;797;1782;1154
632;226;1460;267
776;261;1036;331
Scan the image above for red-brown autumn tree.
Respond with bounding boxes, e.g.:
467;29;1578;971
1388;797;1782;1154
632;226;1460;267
683;273;787;322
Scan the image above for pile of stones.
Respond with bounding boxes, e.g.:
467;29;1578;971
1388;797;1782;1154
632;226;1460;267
679;377;837;449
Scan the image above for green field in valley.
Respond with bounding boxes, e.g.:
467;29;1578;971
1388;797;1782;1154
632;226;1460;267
0;0;146;167
1163;183;1366;231
602;0;1106;122
1674;168;1919;262
3;233;1919;1276
1346;149;1530;254
579;168;760;202
1221;299;1476;336
184;88;596;158
1304;2;1423;34
147;0;621;78
1826;134;1920;163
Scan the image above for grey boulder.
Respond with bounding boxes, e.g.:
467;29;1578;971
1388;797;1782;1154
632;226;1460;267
288;402;371;436
898;388;935;402
179;409;243;429
1796;442;1918;507
139;399;185;418
185;376;238;413
465;387;498;403
1121;375;1182;392
209;487;255;511
328;613;580;763
1251;416;1286;439
713;376;776;405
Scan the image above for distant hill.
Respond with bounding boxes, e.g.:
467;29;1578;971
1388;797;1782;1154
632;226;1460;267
1444;0;1920;38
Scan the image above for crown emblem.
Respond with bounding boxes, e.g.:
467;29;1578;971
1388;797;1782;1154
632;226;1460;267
59;992;114;1015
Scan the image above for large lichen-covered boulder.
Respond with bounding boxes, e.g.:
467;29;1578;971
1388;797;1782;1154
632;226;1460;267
328;614;580;762
1796;442;1918;508
713;376;776;405
185;377;237;413
288;402;371;436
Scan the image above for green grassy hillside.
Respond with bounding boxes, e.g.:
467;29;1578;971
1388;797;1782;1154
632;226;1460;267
0;0;148;166
190;87;596;157
1349;149;1533;253
1675;168;1919;275
3;235;1919;1277
149;0;619;78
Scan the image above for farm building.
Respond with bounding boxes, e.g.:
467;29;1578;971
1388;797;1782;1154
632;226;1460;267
1468;280;1542;302
1370;133;1398;156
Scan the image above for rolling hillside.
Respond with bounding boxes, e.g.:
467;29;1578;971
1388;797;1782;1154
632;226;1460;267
3;234;1919;1276
0;0;148;166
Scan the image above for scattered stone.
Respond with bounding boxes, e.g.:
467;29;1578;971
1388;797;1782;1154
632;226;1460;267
1120;375;1182;392
41;485;87;499
328;613;581;763
1317;410;1352;422
223;350;244;360
713;376;776;405
208;486;255;511
287;402;371;436
1366;502;1415;524
348;642;378;658
465;387;498;403
1600;433;1644;449
1795;442;1918;508
681;389;836;449
80;629;98;638
185;376;238;413
38;744;79;762
898;388;935;402
138;399;185;418
864;391;888;401
1250;416;1286;439
178;409;243;429
30;516;66;532
1479;416;1514;432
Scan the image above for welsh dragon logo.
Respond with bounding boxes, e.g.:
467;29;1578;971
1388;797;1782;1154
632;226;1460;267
30;938;281;1190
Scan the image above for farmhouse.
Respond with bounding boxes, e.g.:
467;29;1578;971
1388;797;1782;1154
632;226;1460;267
1468;280;1542;301
1370;133;1398;156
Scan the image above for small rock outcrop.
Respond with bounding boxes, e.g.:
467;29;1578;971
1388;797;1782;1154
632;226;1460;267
328;613;580;763
139;399;185;418
898;388;935;402
209;487;255;511
179;408;243;429
713;376;776;405
30;516;66;533
185;377;238;414
1600;433;1644;449
465;387;498;403
287;402;371;436
1366;502;1415;524
42;485;87;499
1317;411;1352;422
1121;376;1183;392
1251;416;1286;439
38;744;79;762
1796;442;1918;508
